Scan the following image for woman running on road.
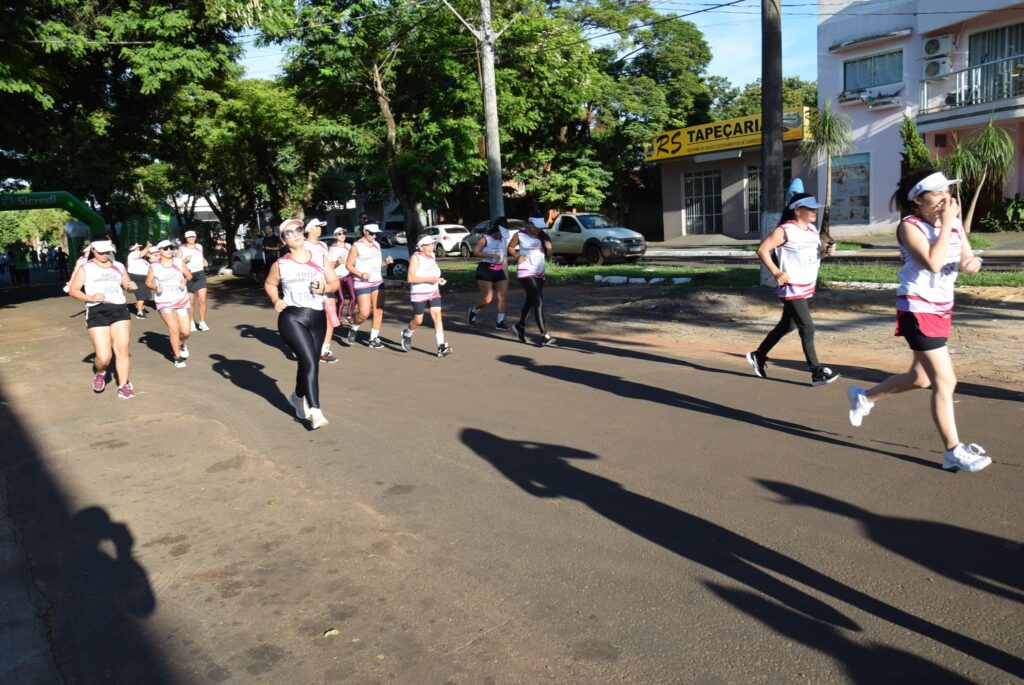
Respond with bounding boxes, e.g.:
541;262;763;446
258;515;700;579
264;219;339;429
344;223;392;349
507;217;555;346
745;193;840;387
303;218;339;363
180;229;210;332
468;216;511;330
126;242;152;319
400;236;450;357
66;239;137;399
331;227;356;326
146;240;193;368
847;171;991;472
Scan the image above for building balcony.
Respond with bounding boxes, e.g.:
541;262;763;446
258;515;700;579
917;55;1024;131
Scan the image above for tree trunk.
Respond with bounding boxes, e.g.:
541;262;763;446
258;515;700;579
821;155;833;240
963;168;986;235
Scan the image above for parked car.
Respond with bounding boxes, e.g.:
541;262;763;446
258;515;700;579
420;224;471;257
467;219;527;257
547;213;646;265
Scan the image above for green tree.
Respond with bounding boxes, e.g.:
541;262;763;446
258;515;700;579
898;115;936;172
800;101;853;238
941;119;1014;234
711;77;817;120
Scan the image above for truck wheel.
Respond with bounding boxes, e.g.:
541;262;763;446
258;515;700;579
584;243;605;266
387;260;409;278
459;242;472;258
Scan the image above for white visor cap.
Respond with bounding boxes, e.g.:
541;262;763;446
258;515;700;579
908;172;961;200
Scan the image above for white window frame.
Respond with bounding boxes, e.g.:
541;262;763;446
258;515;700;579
843;50;903;92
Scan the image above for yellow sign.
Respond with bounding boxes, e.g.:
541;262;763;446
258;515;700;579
644;107;814;162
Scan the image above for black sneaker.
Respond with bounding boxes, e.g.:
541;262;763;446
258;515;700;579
344;328;357;346
746;351;767;378
513;322;526;343
134;310;146;320
436;342;451;357
320;351;338;363
811;366;841;387
368;337;384;350
468;306;479;324
400;331;413;352
540;334;556;347
494;320;509;331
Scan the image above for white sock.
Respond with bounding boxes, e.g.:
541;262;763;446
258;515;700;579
403;328;413;338
496;313;505;322
370;328;380;340
436;332;445;345
350;324;360;332
321;343;330;354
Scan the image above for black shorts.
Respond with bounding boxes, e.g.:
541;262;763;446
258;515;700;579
187;269;207;292
129;273;151;301
412;297;442;315
896;310;947;351
475;262;507;283
85;302;131;329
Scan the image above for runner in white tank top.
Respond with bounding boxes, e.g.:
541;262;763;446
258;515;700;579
265;219;340;429
180;230;210;331
468;217;512;330
67;239;138;399
304;218;339;362
508;218;555;345
126;242;152;319
747;194;839;387
399;237;450;356
847;172;991;472
146;240;194;367
331;227;357;327
344;224;393;349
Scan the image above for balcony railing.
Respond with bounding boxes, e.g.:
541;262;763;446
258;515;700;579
920;54;1024;114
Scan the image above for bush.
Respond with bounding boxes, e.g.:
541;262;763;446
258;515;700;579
979;194;1024;232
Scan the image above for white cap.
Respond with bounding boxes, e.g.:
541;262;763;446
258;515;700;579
156;239;174;249
362;223;381;234
90;240;115;253
529;217;547;229
279;218;304;233
184;230;197;238
333;227;346;235
787;196;825;211
305;218;327;231
908;171;961;200
416;235;436;247
148;245;160;254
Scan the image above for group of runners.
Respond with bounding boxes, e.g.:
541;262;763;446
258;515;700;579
66;169;995;471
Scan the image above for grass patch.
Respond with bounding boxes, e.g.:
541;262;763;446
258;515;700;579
968;235;993;250
439;261;1024;290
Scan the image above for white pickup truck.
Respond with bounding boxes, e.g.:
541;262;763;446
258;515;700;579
547;213;647;265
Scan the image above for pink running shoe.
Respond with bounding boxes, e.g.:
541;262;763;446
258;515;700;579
92;372;106;393
116;383;135;400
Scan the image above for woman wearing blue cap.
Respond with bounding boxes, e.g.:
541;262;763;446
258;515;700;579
746;193;839;387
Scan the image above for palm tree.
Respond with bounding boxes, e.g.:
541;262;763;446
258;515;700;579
800;101;853;239
942;118;1014;234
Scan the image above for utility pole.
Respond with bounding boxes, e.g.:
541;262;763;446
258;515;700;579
443;0;514;220
760;0;783;286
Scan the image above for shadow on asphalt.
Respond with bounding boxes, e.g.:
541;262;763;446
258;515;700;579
496;354;940;469
208;353;294;418
235;324;292;358
758;480;1024;603
463;429;1024;680
0;392;173;683
138;330;174;362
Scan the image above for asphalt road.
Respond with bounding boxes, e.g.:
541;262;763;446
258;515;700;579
1;276;1021;684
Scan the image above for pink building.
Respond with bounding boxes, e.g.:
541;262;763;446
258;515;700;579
818;0;1024;235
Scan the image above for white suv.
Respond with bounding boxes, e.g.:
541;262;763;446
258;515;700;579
421;224;471;257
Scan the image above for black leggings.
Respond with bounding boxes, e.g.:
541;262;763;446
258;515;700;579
278;306;326;408
756;297;820;371
518;276;548;334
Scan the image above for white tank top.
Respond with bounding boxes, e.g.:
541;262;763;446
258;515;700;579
126;250;150;276
329;242;351;277
278;252;326;310
480;228;509;265
774;221;821;300
410;251;441;301
896;215;961;315
352;240;383;288
516;231;546;278
83;260;127;306
150;259;190;306
180;243;204;272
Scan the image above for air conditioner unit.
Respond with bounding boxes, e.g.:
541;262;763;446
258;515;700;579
924;57;953;79
923;34;955;57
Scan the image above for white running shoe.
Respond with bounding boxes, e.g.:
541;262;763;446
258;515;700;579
308;407;329;429
197;321;210;332
173;358;187;369
848;385;874;427
190;320;198;332
179;344;189;359
289;392;310;420
943;443;992;472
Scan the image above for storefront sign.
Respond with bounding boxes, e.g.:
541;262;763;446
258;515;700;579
644;107;814;162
